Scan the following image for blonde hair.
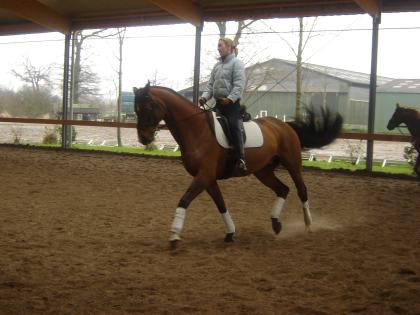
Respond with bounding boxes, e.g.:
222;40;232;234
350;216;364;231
219;37;238;56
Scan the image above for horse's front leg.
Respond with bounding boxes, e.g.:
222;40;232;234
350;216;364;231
206;182;235;243
170;173;210;249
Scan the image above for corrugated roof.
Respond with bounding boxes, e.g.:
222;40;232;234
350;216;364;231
180;58;395;94
281;59;393;86
377;78;420;93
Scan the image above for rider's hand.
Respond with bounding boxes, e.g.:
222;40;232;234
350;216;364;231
198;97;207;107
219;97;232;106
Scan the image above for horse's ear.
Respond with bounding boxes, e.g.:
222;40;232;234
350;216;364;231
396;103;400;108
133;87;139;94
145;80;150;90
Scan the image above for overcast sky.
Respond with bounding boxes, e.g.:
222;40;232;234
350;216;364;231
0;12;419;98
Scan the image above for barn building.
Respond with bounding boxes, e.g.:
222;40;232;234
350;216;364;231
376;79;420;132
179;58;395;128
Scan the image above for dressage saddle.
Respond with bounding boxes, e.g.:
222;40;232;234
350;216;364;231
214;105;251;145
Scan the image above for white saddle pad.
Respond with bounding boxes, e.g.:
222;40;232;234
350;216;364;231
212;112;264;149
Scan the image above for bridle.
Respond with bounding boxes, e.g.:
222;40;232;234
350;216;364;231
136;99;215;133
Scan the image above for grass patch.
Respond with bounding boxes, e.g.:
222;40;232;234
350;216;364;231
35;143;181;157
341;128;367;133
11;142;415;176
303;160;414;175
71;144;181;157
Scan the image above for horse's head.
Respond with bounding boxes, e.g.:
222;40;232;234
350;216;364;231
387;103;406;130
133;82;166;145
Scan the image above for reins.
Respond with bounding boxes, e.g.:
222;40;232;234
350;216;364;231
172;102;215;124
152;102;215;132
397;125;409;135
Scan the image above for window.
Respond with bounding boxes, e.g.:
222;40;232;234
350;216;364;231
260;110;268;117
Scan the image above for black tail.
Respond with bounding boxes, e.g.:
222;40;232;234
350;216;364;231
287;107;343;148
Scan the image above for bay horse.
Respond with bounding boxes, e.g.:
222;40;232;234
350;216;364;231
387;103;420;181
133;82;343;249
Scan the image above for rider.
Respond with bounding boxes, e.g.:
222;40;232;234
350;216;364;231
199;38;247;171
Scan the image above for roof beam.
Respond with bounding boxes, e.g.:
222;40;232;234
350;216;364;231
72;11;182;31
0;22;50;36
204;1;361;21
353;0;381;17
0;0;71;34
147;0;202;27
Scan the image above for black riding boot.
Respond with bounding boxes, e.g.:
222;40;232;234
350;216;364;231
217;100;247;171
233;120;247;171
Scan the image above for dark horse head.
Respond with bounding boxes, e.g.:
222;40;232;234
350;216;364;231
387;103;414;130
133;82;166;145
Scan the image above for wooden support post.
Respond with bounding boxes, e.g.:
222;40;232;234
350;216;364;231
193;24;203;105
366;13;381;172
62;33;71;148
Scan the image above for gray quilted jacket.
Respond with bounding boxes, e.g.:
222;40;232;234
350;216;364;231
202;53;245;103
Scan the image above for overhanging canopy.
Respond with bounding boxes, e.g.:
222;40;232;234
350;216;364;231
1;0;420;35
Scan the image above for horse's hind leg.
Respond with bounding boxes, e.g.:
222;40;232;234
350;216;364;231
254;165;290;234
280;156;312;231
206;182;235;242
415;154;420;185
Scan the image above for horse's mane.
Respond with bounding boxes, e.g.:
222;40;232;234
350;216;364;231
151;86;197;108
400;106;420;118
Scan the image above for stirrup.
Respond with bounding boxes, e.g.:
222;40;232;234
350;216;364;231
237;159;247;171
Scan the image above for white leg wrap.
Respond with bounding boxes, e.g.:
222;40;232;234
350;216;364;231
222;211;235;234
171;207;186;235
303;201;312;226
271;197;286;219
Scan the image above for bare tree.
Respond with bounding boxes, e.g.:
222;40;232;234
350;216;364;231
149;69;167;86
216;21;227;38
11;58;52;92
9;59;58;117
296;18;304;117
115;28;126;147
295;18;320;117
262;18;318;117
72;31;99;104
0;85;58;117
274;18;318;117
72;29;119;104
216;20;258;48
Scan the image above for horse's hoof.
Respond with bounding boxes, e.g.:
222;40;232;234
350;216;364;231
169;233;181;250
305;225;312;233
271;218;282;234
170;239;178;250
224;233;234;243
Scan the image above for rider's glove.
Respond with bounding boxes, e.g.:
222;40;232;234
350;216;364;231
219;97;232;106
198;97;207;107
